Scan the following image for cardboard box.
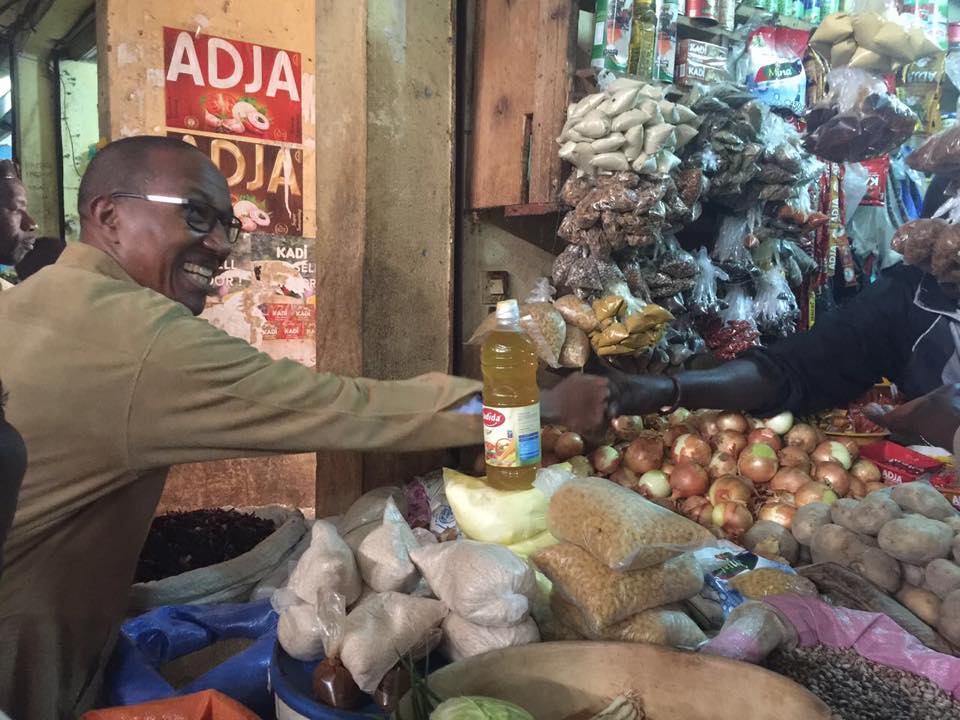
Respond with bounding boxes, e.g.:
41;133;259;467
677;39;729;86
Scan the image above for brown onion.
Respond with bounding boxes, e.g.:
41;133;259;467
664;423;697;448
785;423;819;453
712;501;754;536
812;441;852;470
661;461;675;476
611;415;644;441
541;425;566;454
865;480;887;494
667;408;692;426
848;477;867;499
738;443;779;484
610;467;639;490
716;412;750;434
758;502;797;529
713;430;748;457
681;496;714;526
673;434;712;466
778;446;812;474
708;475;753;506
591;446;621;476
747;427;783;452
568;455;593;477
850;459;881;484
836;437;861;463
814;461;851;497
707;451;739;481
670;462;709;498
555;432;585;461
696;412;721;439
624;433;664;475
794;481;839;507
638;470;671;499
770;467;813;494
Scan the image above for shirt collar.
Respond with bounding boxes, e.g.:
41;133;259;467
914;273;960;322
56;243;138;285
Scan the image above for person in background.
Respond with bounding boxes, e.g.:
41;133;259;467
0;160;37;290
0;136;614;719
0;382;25;578
15;235;66;281
607;177;960;452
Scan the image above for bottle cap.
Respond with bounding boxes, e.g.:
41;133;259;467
495;299;520;324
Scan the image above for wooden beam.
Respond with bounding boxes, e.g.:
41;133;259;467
314;0;366;515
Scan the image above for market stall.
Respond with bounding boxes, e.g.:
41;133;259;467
92;1;960;718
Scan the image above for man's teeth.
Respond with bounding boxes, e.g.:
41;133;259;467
183;262;215;279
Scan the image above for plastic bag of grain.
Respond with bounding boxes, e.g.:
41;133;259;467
286;520;363;606
547;477;714;571
441;614;540;662
410;540;537;627
533;543;703;633
356;498;420;593
550;594;706;649
272;588;326;661
340;591;448;692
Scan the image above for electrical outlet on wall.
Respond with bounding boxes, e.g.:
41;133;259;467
482;270;509;306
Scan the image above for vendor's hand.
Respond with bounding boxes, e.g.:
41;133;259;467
596;363;675;416
864;384;960;451
541;374;614;440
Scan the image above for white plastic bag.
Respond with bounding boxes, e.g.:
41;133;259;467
356;498;421;593
340;591;448;692
441;613;540;662
338;487;407;537
410;540;538;627
287;520;363;606
273;587;326;661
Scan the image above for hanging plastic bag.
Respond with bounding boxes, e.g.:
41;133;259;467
842;162;871;217
689;247;730;317
754;266;799;339
804;67;918;162
704;285;760;361
713;215;758;279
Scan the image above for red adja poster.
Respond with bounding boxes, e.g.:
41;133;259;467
163;27;302;144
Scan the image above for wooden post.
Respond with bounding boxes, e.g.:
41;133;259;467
314;0;367;515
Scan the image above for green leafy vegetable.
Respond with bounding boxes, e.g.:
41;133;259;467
429;697;535;720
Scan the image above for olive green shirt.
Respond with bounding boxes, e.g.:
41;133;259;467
0;243;481;718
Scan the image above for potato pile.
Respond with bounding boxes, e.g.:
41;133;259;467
809;12;941;73
790;481;960;646
533;478;709;648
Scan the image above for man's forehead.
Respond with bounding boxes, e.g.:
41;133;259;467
145;149;229;202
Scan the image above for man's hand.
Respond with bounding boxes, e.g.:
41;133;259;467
864;384;960;450
541;374;614;439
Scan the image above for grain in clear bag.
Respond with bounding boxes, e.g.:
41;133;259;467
533;543;704;632
547;477;715;571
550;594;707;648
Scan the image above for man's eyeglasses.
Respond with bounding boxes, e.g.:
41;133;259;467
110;193;243;244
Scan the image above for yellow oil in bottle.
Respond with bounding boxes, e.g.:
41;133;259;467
627;0;657;81
481;300;541;490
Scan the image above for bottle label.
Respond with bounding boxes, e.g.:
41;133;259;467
482;403;541;468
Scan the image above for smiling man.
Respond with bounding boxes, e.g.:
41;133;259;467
0;160;38;290
0;136;613;718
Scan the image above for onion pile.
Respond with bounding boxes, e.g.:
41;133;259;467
539;410;886;549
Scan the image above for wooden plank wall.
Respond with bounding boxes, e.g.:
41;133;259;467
314;0;367;515
469;0;577;210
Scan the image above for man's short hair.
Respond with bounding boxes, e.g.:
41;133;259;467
77;136;206;218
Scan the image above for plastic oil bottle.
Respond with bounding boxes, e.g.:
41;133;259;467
481;299;542;490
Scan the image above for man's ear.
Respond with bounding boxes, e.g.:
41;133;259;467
87;196;121;243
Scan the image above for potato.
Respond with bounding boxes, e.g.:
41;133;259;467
938;588;960;645
851;547;902;593
742;520;800;565
792;503;833;546
811;524;869;566
830;495;901;536
923;559;960;599
895;584;942;626
901;562;925;588
878;516;954;565
891;482;958;521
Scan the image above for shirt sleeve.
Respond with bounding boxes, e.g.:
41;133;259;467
126;314;483;470
742;268;918;417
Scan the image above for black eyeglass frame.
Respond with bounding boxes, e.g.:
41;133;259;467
110;192;243;244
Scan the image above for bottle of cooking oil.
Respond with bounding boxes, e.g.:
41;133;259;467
481;299;541;490
627;0;657;80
